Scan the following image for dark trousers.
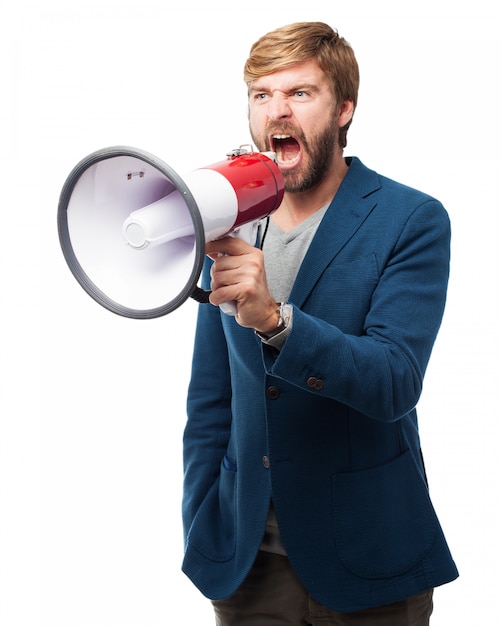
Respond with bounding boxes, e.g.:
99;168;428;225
212;550;434;626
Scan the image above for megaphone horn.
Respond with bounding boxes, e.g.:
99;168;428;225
57;145;284;319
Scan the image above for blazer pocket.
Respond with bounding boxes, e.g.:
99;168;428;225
186;456;237;562
332;450;437;579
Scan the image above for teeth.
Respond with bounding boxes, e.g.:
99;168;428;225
272;134;291;140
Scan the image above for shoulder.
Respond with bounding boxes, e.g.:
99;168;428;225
344;156;449;222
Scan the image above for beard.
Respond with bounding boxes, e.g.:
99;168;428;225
250;117;339;194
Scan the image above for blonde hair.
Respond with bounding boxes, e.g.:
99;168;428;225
244;22;359;148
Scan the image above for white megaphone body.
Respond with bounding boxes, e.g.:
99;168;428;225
57;145;284;319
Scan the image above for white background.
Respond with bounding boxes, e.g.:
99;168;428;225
1;0;499;623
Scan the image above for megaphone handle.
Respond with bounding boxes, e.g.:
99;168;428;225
219;300;238;316
216;252;238;316
213;221;260;316
189;223;260;315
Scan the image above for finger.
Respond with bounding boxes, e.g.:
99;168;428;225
206;236;249;258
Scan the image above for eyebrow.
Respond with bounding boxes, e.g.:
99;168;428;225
249;81;321;96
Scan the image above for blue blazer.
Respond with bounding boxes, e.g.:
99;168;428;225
182;157;458;611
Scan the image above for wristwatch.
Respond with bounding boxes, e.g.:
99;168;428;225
259;302;292;340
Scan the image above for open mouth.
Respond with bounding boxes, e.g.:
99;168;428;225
271;134;301;169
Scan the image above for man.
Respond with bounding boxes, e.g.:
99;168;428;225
182;21;458;625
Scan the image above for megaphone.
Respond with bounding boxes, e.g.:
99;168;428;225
57;145;284;319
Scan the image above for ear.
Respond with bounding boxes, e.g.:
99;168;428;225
337;100;355;128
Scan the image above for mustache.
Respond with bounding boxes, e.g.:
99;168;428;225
265;122;305;141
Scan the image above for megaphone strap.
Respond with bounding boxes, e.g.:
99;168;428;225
190;286;212;304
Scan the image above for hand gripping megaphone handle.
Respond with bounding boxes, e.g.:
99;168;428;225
189;220;259;316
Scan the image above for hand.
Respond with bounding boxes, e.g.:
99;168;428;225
206;237;279;333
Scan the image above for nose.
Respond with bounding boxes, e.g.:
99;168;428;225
267;92;292;122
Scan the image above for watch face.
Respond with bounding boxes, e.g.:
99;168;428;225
280;303;292;326
257;303;292;342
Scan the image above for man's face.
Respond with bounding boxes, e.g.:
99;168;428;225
248;59;340;193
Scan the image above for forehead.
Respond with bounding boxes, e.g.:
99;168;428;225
249;58;329;93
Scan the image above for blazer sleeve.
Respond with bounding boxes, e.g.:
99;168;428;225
262;196;451;422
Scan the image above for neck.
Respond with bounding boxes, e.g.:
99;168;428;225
273;155;348;231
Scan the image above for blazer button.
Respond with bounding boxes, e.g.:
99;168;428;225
262;455;270;469
307;376;324;390
266;386;280;399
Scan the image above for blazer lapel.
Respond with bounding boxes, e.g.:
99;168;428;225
289;157;381;309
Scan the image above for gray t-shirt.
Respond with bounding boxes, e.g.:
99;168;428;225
261;204;329;302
